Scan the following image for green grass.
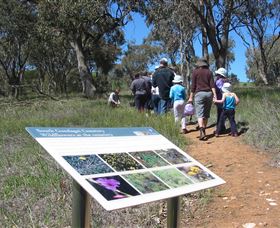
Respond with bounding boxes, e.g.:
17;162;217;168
235;87;280;153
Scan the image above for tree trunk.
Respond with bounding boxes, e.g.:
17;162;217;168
71;39;96;98
200;0;209;59
215;48;227;68
259;44;269;85
258;64;269;85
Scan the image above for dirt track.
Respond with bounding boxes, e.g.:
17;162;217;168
184;124;280;228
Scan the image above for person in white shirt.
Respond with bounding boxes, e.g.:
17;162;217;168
108;89;120;107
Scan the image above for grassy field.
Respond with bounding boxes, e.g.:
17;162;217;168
0;87;279;227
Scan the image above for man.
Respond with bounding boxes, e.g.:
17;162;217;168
141;71;153;111
130;73;148;112
152;58;175;114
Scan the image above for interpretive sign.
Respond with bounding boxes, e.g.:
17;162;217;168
26;127;225;211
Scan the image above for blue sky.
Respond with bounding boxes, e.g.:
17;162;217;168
124;13;248;82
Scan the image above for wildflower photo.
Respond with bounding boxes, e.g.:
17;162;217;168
63;154;113;175
129;150;169;168
99;153;144;171
153;168;193;188
178;165;214;183
88;175;140;201
155;148;191;164
122;172;170;193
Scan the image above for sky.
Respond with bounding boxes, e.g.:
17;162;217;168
123;13;248;82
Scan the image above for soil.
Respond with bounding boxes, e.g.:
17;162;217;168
183;124;280;228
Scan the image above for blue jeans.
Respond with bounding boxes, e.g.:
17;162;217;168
159;98;171;114
217;109;237;135
152;94;160;114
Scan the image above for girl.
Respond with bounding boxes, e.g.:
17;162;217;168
169;75;187;134
214;83;240;137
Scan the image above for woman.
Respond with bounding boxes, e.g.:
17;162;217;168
214;67;228;133
188;58;217;140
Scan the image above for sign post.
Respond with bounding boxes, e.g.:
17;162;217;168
26;127;225;226
167;196;180;228
72;179;91;228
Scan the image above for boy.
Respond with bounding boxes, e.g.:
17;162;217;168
214;82;240;137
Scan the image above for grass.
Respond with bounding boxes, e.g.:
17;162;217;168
0;86;279;227
235;87;280;154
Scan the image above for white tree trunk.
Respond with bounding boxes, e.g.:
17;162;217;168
71;40;96;98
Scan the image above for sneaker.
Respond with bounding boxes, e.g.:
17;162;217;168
232;133;238;137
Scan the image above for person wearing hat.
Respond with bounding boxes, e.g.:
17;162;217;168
187;57;217;140
169;75;187;134
214;67;228;133
214;82;240;137
152;58;175;114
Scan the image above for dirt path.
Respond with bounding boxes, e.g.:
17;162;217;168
184;124;280;228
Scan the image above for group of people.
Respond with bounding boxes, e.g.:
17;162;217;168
108;57;240;140
188;58;239;140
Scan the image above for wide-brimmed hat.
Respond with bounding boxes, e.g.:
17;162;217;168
172;75;183;83
222;82;232;93
215;67;228;77
195;58;209;67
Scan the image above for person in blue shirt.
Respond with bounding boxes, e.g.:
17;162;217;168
169;75;187;134
214;82;240;137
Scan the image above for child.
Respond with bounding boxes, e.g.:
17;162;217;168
169;75;187;134
214;82;240;137
108;89;120;108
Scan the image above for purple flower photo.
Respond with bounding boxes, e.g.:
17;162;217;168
95;178;120;191
87;175;140;201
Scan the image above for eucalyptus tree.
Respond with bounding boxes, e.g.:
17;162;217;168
235;0;280;85
36;0;136;98
246;37;280;86
142;1;198;91
0;0;37;97
120;42;161;81
29;31;76;95
189;0;247;68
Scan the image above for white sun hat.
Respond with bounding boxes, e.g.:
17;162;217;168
222;82;232;93
215;67;228;77
172;75;183;83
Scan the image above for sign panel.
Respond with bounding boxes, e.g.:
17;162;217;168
26;127;225;211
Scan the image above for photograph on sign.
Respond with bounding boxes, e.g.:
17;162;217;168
87;175;140;200
63;155;114;175
26;127;225;210
122;171;170;193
